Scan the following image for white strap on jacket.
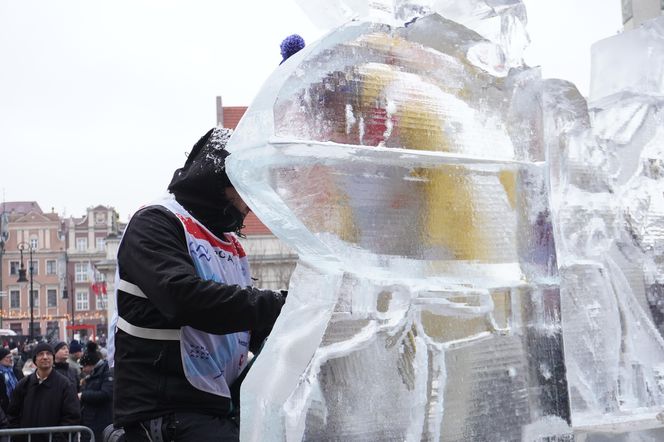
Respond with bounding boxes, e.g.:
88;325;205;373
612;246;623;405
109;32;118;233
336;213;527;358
117;279;147;298
116;279;180;340
116;317;181;341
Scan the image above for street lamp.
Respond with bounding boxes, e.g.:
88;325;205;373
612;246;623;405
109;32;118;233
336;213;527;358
0;211;8;329
16;242;34;342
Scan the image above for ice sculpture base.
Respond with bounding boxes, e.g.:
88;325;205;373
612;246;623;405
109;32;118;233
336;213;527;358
241;258;573;441
574;412;664;442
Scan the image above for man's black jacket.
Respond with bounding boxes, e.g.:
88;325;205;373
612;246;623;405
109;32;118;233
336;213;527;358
113;205;284;427
7;369;80;440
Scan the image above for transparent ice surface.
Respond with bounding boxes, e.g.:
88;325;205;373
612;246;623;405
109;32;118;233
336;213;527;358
227;10;572;442
294;0;529;68
546;17;664;440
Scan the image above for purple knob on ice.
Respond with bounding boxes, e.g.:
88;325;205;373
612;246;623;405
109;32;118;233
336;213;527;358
280;34;305;64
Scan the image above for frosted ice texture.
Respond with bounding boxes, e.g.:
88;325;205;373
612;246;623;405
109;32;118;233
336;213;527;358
546;17;664;440
227;11;572;442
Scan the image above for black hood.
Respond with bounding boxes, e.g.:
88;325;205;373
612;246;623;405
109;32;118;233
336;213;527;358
168;127;246;236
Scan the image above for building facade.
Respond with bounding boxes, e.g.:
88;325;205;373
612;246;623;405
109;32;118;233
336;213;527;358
64;205;123;342
0;202;123;343
0;202;67;341
622;0;664;29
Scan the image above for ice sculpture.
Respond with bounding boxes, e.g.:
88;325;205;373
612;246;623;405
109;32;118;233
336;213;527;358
226;1;573;440
546;18;664;440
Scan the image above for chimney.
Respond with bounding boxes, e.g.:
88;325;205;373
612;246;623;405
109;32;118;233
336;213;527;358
216;96;224;127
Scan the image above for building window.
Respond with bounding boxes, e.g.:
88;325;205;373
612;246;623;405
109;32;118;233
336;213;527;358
9;261;19;276
76;237;88;251
29;238;38;249
75;262;89;282
9;290;19;309
31;289;39;308
96;293;108;310
76;291;89;311
29;260;38;276
46;260;57;275
9;323;22;335
96;237;105;251
47;289;57;308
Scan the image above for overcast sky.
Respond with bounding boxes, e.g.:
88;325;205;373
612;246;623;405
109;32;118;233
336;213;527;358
0;0;622;222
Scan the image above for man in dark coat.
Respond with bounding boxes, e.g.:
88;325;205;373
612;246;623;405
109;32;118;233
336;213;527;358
112;127;286;441
7;342;80;441
53;342;80;392
79;342;112;442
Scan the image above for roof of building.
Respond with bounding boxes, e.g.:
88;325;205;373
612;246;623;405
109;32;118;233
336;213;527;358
243;212;271;235
222;106;248;130
0;201;43;215
90;204;115;211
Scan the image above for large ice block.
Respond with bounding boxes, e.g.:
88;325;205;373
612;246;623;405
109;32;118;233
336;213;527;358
590;18;664;104
546;18;664;440
227;10;571;441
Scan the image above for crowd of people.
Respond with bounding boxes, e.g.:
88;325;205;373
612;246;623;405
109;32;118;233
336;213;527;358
0;338;113;441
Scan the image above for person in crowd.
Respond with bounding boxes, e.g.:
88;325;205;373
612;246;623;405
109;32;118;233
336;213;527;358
0;348;23;412
79;342;113;442
67;340;83;379
112;127;287;441
7;342;22;373
53;342;80;391
7;343;80;441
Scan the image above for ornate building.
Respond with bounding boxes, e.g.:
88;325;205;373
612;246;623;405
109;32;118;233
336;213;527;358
64;205;124;341
0;202;67;340
0;202;123;343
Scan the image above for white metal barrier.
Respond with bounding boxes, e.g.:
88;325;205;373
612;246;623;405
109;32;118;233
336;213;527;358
0;425;94;441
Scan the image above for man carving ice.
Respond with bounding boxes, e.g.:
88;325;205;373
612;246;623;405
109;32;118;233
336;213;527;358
111;127;286;441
